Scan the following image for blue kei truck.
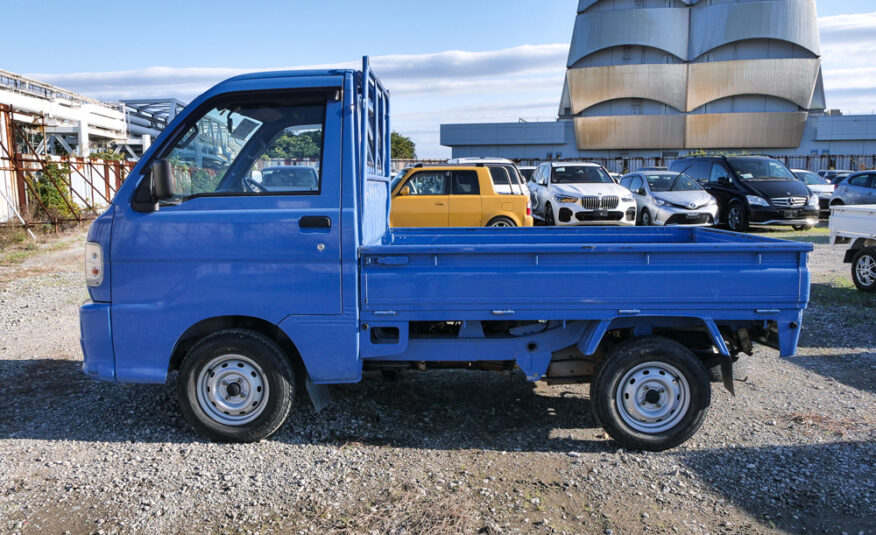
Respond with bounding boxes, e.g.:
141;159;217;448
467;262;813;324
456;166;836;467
79;59;812;451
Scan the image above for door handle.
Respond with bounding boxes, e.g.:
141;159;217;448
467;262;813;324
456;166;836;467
299;216;331;229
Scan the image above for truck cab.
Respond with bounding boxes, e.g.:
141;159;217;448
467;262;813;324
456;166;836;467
81;60;812;451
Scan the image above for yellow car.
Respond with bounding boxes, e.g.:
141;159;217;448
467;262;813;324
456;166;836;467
390;166;533;227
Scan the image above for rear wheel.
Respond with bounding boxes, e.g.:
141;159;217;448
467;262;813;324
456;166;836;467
177;329;295;442
851;248;876;292
793;223;814;231
487;216;516;228
545;203;556;226
591;337;711;451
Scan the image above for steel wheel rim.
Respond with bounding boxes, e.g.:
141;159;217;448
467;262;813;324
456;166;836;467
615;361;690;434
857;254;876;286
728;207;741;229
196;354;269;426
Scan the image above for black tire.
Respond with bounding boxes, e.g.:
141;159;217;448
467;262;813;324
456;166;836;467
708;357;750;383
725;202;749;232
851;247;876;292
639;209;652;226
177;329;295;442
545;203;556;226
590;336;711;452
792;223;814;231
486;216;516;228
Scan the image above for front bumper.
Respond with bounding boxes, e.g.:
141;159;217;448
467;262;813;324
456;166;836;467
80;300;115;382
750;205;819;227
554;200;637;226
653;204;718;226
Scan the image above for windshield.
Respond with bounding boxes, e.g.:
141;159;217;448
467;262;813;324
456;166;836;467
727;158;796;180
552;166;613;184
796;171;827;185
645;173;703;192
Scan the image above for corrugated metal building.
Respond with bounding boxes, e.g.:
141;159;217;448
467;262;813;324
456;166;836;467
441;0;876;165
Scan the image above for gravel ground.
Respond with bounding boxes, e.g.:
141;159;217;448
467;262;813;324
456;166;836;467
0;225;874;535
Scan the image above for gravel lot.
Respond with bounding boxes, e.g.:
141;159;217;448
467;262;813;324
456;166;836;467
0;225;874;535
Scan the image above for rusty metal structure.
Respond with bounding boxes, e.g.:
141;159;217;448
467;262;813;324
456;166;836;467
0;104;134;229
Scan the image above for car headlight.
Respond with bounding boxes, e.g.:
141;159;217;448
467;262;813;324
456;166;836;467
707;197;717;205
621;195;634;202
745;195;769;207
653;198;668;206
554;195;578;204
808;194;819;207
84;242;104;287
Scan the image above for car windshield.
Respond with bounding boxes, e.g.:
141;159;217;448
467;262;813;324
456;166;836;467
645;173;703;192
727;158;796;180
552;166;613;184
260;167;318;190
796;171;827;185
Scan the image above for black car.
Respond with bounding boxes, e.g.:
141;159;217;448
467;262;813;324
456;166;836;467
668;156;819;231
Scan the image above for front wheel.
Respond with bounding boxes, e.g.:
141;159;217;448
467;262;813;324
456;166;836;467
177;329;295;442
792;223;814;231
851;247;876;292
639;209;652;226
590;337;711;451
545;203;556;226
726;202;749;232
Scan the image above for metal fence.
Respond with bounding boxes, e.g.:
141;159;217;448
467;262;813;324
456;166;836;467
0;104;135;228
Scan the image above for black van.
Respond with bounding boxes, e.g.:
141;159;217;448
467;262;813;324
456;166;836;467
668;156;819;231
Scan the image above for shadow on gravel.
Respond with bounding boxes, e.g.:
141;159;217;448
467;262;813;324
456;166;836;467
783;352;876;395
0;359;608;453
677;440;875;535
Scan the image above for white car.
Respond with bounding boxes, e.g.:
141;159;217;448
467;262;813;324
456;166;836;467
528;162;637;226
446;157;528;196
792;169;834;215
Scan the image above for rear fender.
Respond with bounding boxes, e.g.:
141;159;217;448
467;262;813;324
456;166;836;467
576;316;730;357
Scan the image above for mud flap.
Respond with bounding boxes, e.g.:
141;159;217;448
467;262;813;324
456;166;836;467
516;350;553;381
305;376;332;412
720;356;735;396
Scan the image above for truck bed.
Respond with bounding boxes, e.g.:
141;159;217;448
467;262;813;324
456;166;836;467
360;227;811;321
829;204;876;244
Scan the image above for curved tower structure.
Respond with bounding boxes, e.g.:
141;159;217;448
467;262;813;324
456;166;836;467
559;0;826;150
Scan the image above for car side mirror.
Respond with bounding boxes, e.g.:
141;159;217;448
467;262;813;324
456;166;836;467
250;169;263;183
152;159;174;200
637;188;646;196
717;176;731;186
398;186;410;196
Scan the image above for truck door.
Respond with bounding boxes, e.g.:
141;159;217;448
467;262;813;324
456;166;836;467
110;91;344;379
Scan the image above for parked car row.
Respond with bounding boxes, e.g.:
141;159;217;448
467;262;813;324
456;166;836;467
386;155;874;231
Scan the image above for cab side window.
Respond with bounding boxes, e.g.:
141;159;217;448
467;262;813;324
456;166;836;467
629;176;645;194
404;171;448;195
452;171;480;195
708;163;730;183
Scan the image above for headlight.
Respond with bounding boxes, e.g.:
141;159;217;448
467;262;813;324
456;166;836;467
554;195;578;204
707;198;717;205
84;242;104;287
621;196;633;202
808;194;819;207
745;195;769;207
653;198;668;206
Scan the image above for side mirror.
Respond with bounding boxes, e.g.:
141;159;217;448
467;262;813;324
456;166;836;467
152;159;174;200
250;169;263;183
717;176;731;186
399;186;410;196
637;188;647;196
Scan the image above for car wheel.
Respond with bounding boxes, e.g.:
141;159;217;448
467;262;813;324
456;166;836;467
639;210;652;226
830;200;844;206
851;247;876;292
177;329;295;442
792;223;814;231
726;202;749;232
590;336;711;451
545;203;556;226
486;216;516;228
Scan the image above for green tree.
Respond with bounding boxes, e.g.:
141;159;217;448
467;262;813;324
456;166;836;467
265;130;322;159
391;132;416;159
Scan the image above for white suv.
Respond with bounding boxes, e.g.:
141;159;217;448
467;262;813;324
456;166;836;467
529;162;637;226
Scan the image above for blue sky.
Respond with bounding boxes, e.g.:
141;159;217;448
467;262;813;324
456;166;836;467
6;1;876;157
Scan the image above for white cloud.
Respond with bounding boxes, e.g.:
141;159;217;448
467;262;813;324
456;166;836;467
818;11;876;113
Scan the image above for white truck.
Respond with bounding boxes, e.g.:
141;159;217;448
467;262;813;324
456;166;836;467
830;204;876;291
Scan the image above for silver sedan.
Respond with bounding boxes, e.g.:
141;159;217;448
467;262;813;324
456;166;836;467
620;172;718;226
